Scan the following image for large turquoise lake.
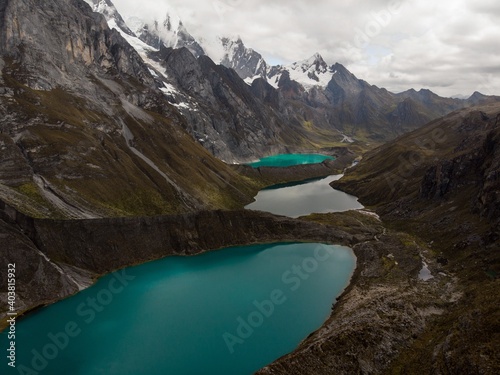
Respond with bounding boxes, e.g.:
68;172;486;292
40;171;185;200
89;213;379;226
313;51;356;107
247;153;334;168
3;243;355;375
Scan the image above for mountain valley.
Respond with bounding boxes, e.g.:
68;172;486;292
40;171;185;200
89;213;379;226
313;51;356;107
0;0;499;374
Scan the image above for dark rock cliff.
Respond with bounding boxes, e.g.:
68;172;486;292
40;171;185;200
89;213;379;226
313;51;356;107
0;0;153;90
151;46;305;161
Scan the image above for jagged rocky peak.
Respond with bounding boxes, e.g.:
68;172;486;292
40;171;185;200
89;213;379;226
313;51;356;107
326;62;366;98
219;36;268;83
126;11;205;58
469;91;486;100
292;53;330;75
329;62;362;82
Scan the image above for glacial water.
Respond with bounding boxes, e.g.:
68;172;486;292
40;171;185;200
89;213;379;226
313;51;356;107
247;153;334;168
245;175;364;217
2;243;355;375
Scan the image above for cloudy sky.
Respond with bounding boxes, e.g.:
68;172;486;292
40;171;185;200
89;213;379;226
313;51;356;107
112;0;500;97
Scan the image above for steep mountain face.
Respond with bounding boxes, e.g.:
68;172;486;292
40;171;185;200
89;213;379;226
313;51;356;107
219;37;267;83
151;46;289;161
333;102;500;254
0;0;259;218
333;102;500;265
334;102;500;242
396;88;466;119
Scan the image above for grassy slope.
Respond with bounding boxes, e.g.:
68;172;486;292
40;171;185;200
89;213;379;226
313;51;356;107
0;72;261;218
331;103;500;373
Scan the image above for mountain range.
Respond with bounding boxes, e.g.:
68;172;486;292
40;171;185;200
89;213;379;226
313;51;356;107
86;0;500;161
1;0;498;218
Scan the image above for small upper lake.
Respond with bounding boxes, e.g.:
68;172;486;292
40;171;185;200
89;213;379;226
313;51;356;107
245;175;364;217
4;243;355;375
247;153;334;168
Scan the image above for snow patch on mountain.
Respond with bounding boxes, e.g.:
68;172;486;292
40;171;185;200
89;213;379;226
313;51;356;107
106;19;202;110
90;2;203;115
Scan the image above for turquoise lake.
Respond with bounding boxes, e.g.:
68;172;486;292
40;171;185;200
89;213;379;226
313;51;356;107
245;175;364;217
2;243;355;375
247;153;334;168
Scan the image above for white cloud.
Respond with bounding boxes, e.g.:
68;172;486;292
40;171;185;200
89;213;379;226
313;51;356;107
112;0;500;97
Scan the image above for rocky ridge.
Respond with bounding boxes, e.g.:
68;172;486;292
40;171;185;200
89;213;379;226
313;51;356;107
89;0;500;161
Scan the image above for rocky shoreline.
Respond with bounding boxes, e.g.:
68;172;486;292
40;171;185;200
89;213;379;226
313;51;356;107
257;213;460;374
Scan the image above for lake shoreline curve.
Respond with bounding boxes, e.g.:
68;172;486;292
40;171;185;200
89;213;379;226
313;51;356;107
0;195;446;375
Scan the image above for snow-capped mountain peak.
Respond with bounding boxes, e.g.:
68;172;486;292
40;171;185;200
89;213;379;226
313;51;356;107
88;1;335;91
219;37;267;82
292;53;329;74
267;53;336;89
126;13;205;58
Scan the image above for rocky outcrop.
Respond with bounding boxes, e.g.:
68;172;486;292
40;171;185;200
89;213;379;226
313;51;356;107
418;113;500;244
332;105;500;251
32;210;352;273
250;78;282;110
0;219;82;318
0;0;153;90
476;127;500;229
128;12;205;58
86;0;136;37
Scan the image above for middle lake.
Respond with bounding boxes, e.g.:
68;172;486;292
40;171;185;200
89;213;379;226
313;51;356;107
245;175;364;217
